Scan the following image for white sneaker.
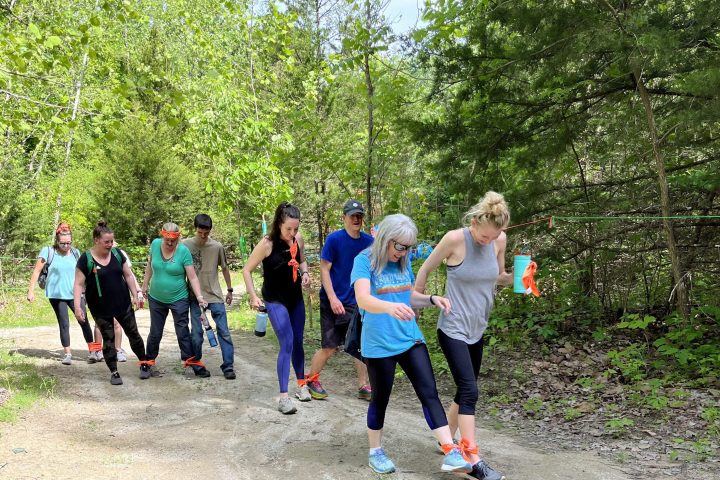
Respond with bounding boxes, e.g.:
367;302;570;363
278;397;297;414
295;384;312;402
87;352;97;364
62;354;72;365
95;350;104;361
116;349;127;362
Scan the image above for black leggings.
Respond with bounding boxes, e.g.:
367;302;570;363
49;298;93;348
365;342;448;431
437;329;484;415
94;305;147;372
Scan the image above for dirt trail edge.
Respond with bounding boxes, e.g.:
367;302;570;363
2;311;640;480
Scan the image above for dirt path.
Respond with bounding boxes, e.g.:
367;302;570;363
0;311;669;480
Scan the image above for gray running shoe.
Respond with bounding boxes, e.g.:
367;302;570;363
61;354;72;365
87;352;97;364
139;364;151;380
469;460;505;480
110;371;123;385
150;365;162;377
295;384;311;402
278;397;297;415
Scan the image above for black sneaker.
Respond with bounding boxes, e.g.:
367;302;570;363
194;367;211;378
110;371;123;385
139;364;151;380
469;460;505;480
223;369;236;380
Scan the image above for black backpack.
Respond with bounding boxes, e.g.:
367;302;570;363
38;246;80;289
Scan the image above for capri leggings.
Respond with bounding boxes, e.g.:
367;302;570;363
365;342;448;431
437;328;484;415
49;298;94;347
265;300;306;393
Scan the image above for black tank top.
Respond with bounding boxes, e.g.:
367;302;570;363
261;238;303;307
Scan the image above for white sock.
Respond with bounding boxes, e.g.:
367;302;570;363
369;447;383;455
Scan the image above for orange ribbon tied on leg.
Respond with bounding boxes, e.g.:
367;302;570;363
458;438;479;463
183;356;206;368
522;261;540;297
288;239;299;282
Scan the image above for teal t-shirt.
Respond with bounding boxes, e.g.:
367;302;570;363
148;238;193;304
39;246;80;300
350;249;425;358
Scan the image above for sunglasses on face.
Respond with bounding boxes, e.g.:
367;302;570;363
392;241;412;252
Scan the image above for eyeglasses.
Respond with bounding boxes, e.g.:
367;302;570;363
58;242;72;246
392;241;412;252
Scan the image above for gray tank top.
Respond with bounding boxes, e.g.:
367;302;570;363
437;228;499;344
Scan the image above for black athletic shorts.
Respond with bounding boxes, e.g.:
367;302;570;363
320;298;358;349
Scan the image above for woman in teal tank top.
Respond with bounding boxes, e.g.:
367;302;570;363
141;222;208;377
415;192;512;480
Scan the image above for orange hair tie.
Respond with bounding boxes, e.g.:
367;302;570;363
160;229;181;239
56;222;71;234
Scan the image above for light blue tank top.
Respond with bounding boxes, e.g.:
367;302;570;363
438;228;498;343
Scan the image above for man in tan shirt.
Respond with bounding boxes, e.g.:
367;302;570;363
184;214;236;379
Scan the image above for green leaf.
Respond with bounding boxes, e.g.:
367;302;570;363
28;23;41;39
44;36;62;48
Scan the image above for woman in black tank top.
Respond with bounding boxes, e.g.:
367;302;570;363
242;202;312;414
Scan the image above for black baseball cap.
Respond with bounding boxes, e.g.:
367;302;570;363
343;199;365;216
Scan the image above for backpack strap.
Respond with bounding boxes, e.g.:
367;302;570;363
47;245;55;266
85;250;103;298
71;248;80;260
111;247;123;265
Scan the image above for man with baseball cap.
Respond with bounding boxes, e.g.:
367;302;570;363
305;199;374;400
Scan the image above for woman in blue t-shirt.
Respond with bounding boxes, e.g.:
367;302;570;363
27;223;95;366
351;214;472;475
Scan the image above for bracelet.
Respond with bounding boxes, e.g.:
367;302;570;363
227;288;234;293
429;294;436;306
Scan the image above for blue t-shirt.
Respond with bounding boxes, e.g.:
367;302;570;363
38;246;80;300
350;249;425;358
148;238;193;304
320;229;373;304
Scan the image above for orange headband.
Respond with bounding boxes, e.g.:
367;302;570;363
160;229;181;239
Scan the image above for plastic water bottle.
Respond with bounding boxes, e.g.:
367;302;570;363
255;306;268;337
200;308;219;347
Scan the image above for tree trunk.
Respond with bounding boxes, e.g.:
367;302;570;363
54;46;90;226
363;0;374;227
632;66;689;320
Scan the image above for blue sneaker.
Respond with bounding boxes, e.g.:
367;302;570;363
441;447;473;473
369;448;396;474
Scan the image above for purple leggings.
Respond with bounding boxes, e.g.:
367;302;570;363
265;300;306;393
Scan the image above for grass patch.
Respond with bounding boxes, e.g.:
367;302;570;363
0;347;57;422
0;290;57;328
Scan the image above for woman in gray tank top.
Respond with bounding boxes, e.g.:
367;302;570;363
415;191;512;480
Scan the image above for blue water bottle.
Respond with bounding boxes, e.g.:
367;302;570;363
200;308;218;347
255;306;268;337
513;254;532;294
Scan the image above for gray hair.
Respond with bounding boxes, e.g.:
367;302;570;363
369;214;417;274
463;191;510;229
161;222;180;233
